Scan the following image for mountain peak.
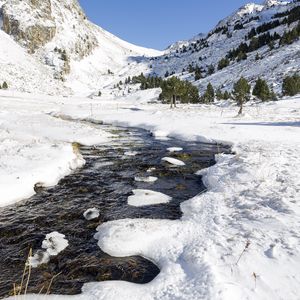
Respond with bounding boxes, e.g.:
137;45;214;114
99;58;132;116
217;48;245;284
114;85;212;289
263;0;288;7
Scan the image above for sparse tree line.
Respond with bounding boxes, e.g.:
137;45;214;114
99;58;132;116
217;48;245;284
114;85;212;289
0;81;8;89
127;72;300;108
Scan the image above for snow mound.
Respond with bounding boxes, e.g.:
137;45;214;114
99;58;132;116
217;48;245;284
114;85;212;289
124;151;138;157
167;147;183;152
134;176;158;183
29;232;69;268
162;157;186;166
128;189;171;207
83;208;100;221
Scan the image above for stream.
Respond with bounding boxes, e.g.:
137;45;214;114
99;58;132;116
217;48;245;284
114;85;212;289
0;124;231;298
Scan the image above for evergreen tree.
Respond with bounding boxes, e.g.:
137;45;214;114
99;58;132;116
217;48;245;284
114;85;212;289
194;66;202;81
218;58;230;70
232;77;251;115
253;78;276;101
223;91;231;100
202;83;215;103
216;88;223;100
237;51;247;62
2;81;8;89
282;74;300;96
207;64;215;75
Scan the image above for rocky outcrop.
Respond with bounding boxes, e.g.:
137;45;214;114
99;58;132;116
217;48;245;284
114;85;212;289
1;0;98;76
2;0;56;52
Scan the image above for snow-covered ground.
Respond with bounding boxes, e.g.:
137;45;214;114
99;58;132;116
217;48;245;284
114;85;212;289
2;88;300;299
0;90;112;207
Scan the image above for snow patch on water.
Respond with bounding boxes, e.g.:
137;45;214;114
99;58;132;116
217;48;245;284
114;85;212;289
83;208;100;221
29;232;69;268
162;157;186;166
134;176;158;183
128;189;172;207
167;147;183;152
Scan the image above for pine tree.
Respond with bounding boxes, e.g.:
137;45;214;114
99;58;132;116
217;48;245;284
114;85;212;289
218;58;230;70
2;81;8;89
202;83;215;103
282;74;300;96
233;77;251;114
253;78;276;101
216;88;223;100
194;66;202;81
223;91;231;100
207;64;215;75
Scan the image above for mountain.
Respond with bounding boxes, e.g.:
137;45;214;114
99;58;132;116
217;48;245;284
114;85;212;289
0;0;299;96
149;0;300;93
0;0;162;95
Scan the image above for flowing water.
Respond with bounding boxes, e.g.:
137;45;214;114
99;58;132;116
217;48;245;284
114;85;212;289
0;124;231;298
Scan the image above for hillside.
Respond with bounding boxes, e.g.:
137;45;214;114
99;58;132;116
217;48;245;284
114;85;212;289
149;0;300;94
1;0;300;96
0;0;162;95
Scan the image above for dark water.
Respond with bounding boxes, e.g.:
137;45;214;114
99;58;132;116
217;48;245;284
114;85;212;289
0;125;231;298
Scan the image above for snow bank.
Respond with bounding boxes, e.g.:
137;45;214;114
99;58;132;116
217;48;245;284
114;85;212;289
53;91;300;300
2;90;300;300
0;91;111;207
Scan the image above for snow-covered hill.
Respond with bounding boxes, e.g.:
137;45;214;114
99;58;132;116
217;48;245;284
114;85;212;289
0;0;162;95
1;0;300;95
150;0;300;93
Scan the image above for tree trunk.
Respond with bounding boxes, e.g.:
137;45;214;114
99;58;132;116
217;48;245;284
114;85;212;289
238;101;243;115
170;95;176;109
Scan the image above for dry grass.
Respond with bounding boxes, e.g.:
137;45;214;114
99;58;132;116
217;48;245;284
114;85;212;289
12;249;62;298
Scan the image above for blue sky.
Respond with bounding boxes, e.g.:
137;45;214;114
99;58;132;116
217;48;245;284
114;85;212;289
79;0;262;50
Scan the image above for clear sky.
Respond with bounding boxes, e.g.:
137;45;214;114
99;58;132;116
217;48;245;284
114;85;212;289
79;0;262;50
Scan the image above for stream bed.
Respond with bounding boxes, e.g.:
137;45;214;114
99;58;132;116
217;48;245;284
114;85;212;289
0;124;231;298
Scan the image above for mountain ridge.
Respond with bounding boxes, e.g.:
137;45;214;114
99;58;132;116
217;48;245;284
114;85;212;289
0;0;299;96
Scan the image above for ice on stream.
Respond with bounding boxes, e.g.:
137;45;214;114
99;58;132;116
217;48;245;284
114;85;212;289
128;189;172;207
162;157;186;166
29;232;69;268
167;147;183;152
83;208;100;221
134;176;158;183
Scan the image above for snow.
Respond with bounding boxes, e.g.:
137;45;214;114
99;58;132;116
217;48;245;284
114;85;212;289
35;89;299;300
1;0;300;298
167;147;183;152
134;176;158;183
153;0;299;94
124;151;139;156
0;90;112;207
83;208;100;221
29;232;69;268
1;90;300;300
162;157;186;166
127;189;172;207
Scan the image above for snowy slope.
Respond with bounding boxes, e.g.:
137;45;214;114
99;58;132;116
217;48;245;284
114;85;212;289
0;30;67;94
1;0;299;95
0;0;162;94
150;0;300;93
